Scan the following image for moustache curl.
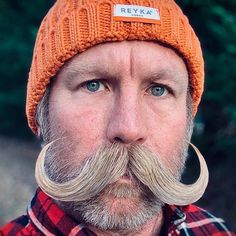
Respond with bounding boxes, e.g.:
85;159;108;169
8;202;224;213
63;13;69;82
35;141;209;206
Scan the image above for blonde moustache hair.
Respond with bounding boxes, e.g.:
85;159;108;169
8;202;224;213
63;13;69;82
35;142;209;206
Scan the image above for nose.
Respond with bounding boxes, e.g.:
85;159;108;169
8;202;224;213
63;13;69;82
106;94;148;145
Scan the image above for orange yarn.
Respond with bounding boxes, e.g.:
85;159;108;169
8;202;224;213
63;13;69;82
27;0;204;134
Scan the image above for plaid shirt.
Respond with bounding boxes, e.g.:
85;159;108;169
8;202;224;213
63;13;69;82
0;188;234;236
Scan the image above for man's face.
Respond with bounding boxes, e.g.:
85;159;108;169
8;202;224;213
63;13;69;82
47;41;190;229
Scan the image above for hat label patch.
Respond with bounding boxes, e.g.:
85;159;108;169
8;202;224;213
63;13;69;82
113;4;160;24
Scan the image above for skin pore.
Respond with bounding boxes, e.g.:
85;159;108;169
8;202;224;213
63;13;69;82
44;41;190;235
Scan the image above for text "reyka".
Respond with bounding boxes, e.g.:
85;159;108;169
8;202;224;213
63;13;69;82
120;7;153;16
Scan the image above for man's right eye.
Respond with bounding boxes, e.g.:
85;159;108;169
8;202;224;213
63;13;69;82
82;80;106;92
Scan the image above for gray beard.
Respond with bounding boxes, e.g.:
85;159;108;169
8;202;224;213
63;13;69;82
56;179;165;233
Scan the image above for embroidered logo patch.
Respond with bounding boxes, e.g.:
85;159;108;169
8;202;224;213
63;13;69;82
113;4;160;24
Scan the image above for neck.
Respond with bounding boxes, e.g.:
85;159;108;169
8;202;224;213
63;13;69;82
87;210;164;236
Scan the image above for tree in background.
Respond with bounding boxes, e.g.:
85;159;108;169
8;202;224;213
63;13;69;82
177;0;236;161
0;0;54;138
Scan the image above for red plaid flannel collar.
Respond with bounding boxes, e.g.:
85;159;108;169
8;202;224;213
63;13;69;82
27;188;234;236
27;188;95;236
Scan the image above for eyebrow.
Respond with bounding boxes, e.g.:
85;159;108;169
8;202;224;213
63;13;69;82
62;63;97;79
144;69;186;85
60;62;109;88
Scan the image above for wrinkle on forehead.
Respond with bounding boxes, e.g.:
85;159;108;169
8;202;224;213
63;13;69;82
56;41;188;88
130;46;135;79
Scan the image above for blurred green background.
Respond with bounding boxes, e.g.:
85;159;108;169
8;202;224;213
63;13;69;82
0;0;235;230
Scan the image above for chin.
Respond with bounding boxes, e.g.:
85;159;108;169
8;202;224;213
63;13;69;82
101;194;143;216
58;184;163;231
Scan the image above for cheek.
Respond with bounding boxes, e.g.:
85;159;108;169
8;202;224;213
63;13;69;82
149;115;188;174
147;103;188;159
49;101;108;154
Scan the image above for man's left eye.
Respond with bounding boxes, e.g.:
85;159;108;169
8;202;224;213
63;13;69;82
150;85;168;97
85;80;106;92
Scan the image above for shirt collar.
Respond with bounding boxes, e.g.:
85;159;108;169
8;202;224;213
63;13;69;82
27;188;96;235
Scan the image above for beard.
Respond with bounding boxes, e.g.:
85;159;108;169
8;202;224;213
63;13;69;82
40;142;187;231
58;176;165;232
35;119;208;232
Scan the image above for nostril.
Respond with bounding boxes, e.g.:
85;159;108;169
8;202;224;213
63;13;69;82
137;137;145;144
113;136;145;144
114;137;123;143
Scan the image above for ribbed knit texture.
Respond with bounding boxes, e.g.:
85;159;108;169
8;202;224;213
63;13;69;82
27;0;204;133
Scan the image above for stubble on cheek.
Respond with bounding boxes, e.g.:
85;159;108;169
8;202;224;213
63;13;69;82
154;115;191;178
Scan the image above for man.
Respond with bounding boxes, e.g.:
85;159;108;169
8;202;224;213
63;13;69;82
0;0;234;235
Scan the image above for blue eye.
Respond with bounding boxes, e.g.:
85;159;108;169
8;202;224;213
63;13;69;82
86;81;102;92
151;85;166;97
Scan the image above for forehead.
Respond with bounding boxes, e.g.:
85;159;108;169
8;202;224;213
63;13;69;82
58;40;188;82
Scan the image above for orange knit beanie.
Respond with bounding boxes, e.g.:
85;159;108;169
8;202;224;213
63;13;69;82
27;0;204;134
